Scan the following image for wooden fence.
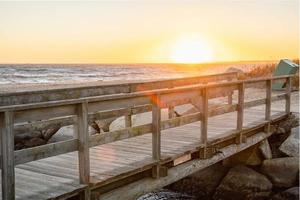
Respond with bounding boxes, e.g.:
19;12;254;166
0;74;292;200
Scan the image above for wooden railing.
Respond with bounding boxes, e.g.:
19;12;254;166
0;72;238;106
0;75;292;200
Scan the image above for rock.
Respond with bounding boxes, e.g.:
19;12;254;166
268;114;299;158
272;187;299;200
24;137;46;148
279;126;299;157
261;157;299;188
42;126;61;141
137;189;195;200
166;163;229;199
275;115;299;135
226;67;244;74
213;165;272;200
259;139;272;159
223;144;263;167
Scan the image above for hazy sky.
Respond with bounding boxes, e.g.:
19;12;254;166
0;0;298;63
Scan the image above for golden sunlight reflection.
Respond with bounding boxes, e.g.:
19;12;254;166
170;36;214;63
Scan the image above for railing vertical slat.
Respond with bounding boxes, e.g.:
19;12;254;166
125;114;132;128
76;102;90;185
201;88;208;144
168;105;175;119
265;80;272;121
1;111;15;200
152;94;161;178
285;77;291;114
237;83;245;143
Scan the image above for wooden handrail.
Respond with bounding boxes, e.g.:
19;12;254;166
0;74;293;112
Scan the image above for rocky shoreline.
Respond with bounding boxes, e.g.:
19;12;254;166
138;115;299;200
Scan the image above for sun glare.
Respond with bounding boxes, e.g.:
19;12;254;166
170;37;214;63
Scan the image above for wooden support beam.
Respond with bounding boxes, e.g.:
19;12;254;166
236;83;245;144
151;165;168;178
285;77;291;115
75;102;90;186
199;146;218;159
152;95;161;178
0;111;15;200
265;80;272;121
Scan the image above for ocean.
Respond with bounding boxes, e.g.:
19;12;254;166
0;61;275;85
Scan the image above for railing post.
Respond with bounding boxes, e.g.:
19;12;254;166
236;82;245;144
199;88;208;159
201;88;208;144
0;111;15;200
152;94;161;178
265;79;272;121
285;76;291;115
75;102;90;199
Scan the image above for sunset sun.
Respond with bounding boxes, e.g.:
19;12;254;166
170;37;214;63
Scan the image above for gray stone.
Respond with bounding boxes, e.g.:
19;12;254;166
213;165;272;200
261;157;299;188
279;126;299;157
137;189;195;200
167;163;229;199
259;139;272;159
272;187;299;200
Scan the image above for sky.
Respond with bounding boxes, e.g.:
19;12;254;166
0;0;299;63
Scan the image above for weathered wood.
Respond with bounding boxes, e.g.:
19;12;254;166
14;139;78;165
99;132;273;200
0;72;238;106
228;92;233;105
88;96;151;113
244;98;266;108
14;116;76;135
168;105;175;119
76;102;90;185
0;111;15;200
265;80;272;121
201;88;208;145
0;75;292;113
236;83;245;144
89;124;152;147
285;77;291;114
125;114;132;128
152;95;161;178
14;104;76;124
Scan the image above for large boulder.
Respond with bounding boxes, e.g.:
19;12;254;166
279;126;299;157
223;144;263;167
268;115;299;158
272;187;299;200
213;165;272;200
275;115;299;135
259;139;272;159
261;157;299;188
166;163;229;199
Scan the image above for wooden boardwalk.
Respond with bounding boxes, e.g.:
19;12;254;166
0;73;297;200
